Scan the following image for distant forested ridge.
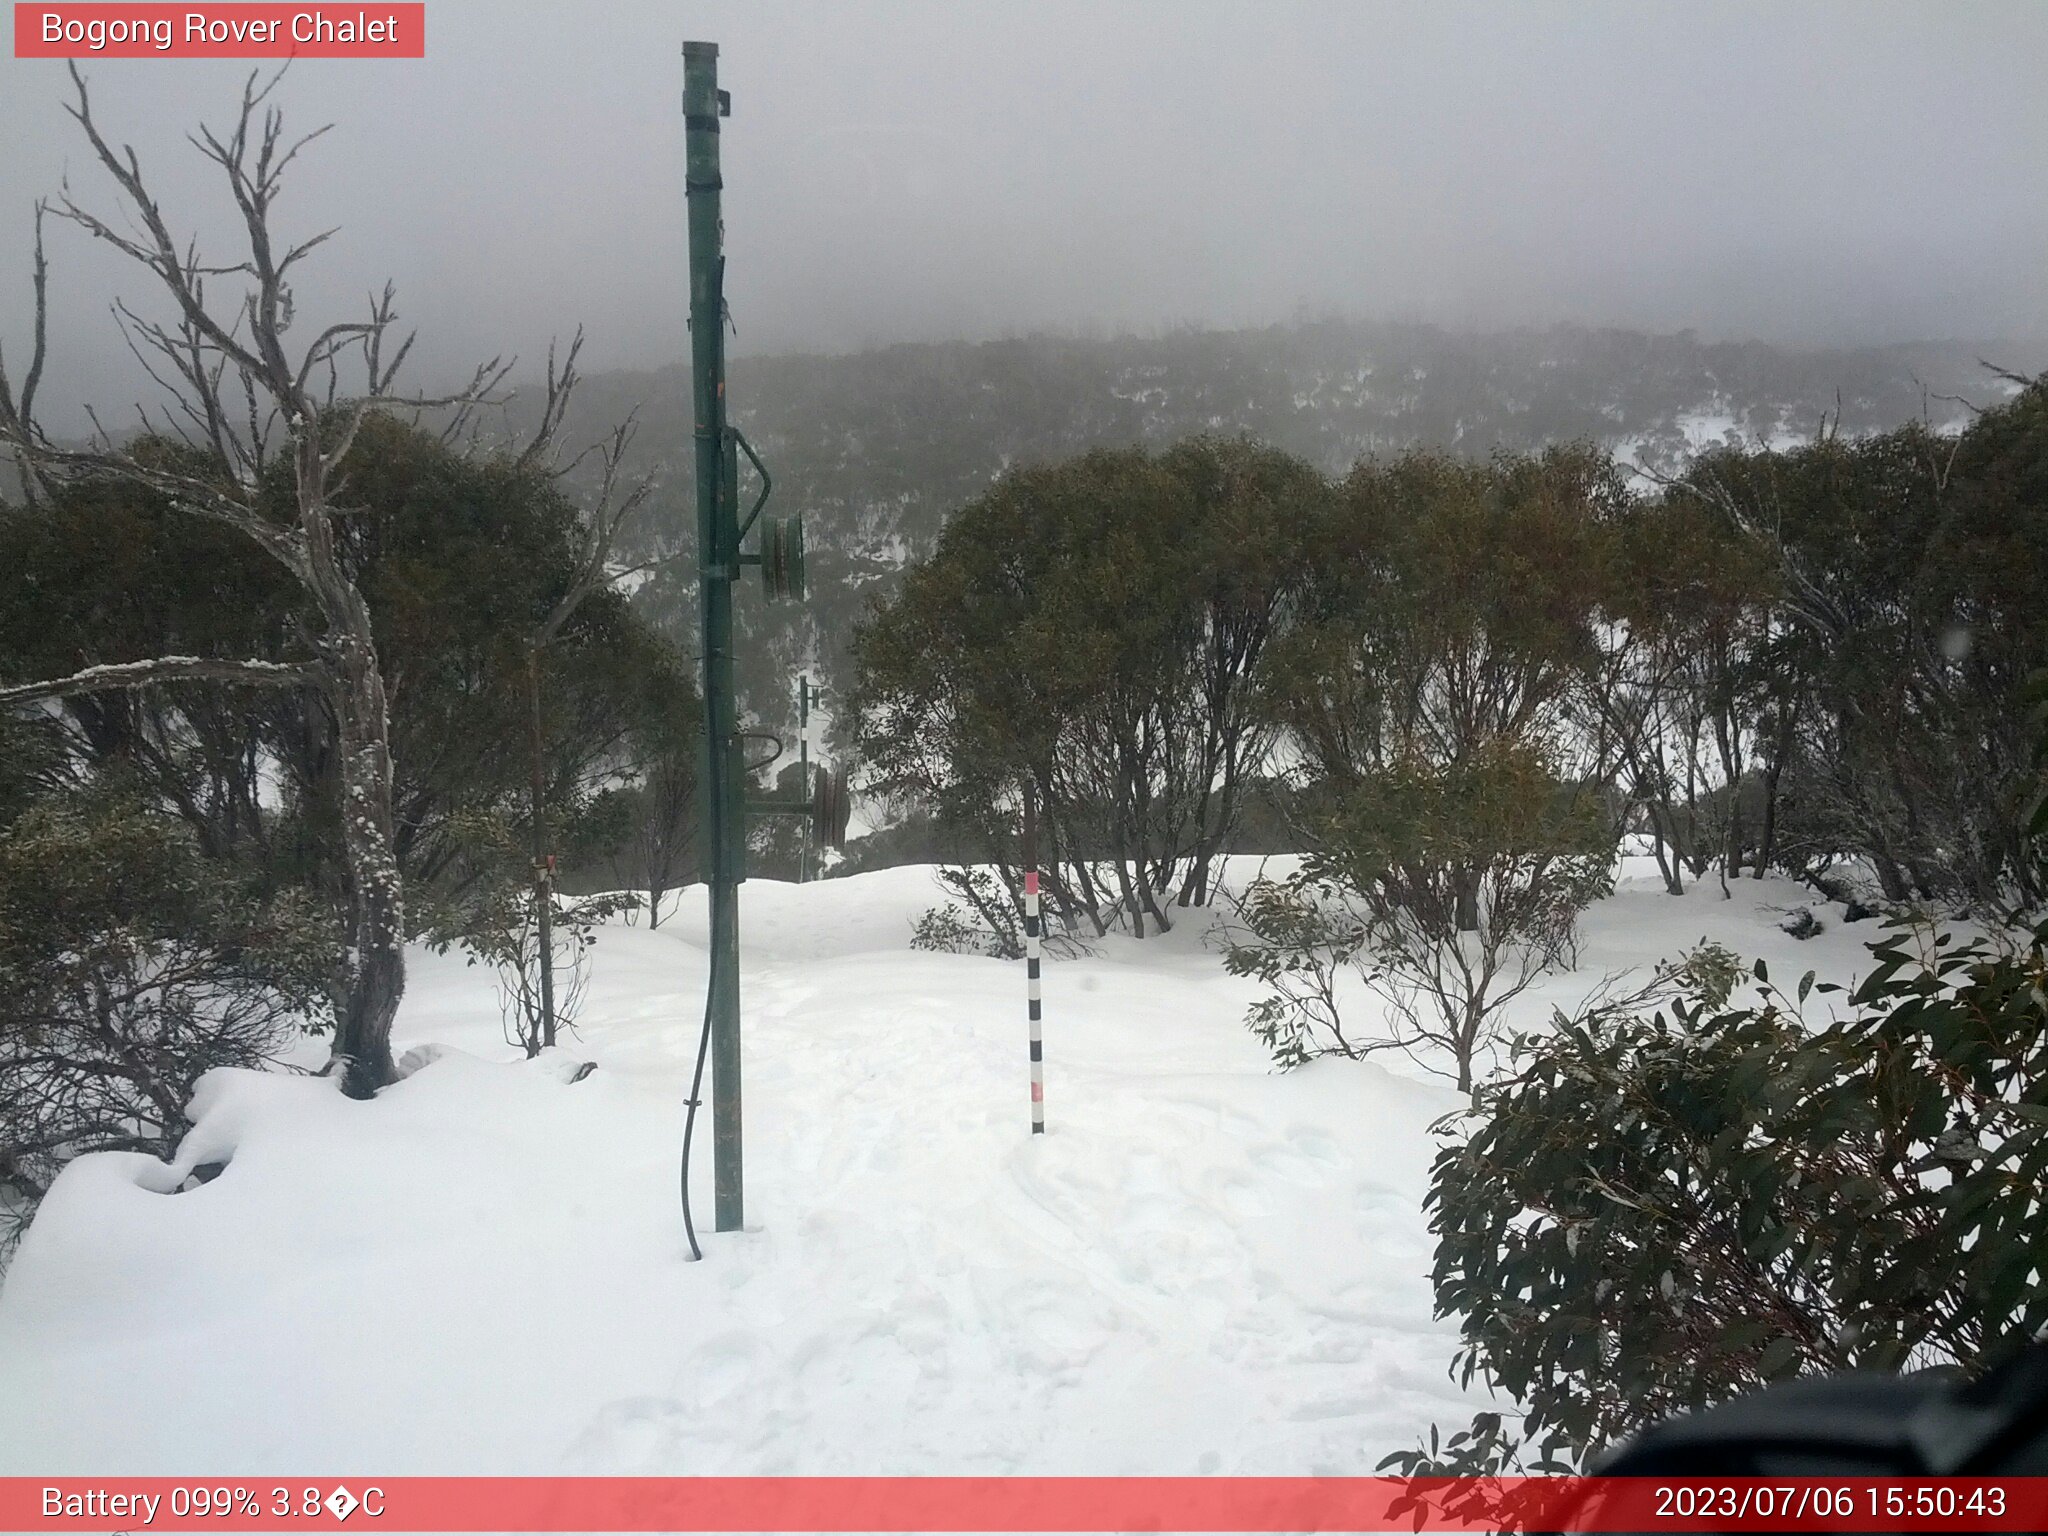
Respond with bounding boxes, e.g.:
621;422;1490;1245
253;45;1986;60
551;319;2044;730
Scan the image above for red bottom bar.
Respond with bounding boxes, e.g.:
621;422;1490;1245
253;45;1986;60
6;1476;2047;1532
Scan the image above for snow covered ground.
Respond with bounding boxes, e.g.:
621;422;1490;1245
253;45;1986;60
0;859;1882;1476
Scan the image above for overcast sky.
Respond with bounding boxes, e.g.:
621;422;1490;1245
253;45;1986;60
2;0;2044;423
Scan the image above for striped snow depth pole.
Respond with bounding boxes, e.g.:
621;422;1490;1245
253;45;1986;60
1022;789;1045;1135
1025;867;1044;1134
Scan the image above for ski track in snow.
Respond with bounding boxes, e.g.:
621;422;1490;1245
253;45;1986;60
0;859;1883;1475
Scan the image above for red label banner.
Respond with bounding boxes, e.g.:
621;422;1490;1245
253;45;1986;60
13;4;425;58
5;1476;2048;1532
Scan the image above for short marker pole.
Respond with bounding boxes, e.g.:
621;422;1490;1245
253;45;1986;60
1023;791;1045;1135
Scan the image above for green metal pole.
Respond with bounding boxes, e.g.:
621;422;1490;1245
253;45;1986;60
684;40;744;1234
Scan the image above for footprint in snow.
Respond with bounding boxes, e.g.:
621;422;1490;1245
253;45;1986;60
1248;1141;1332;1186
559;1397;695;1472
676;1329;767;1408
1286;1126;1346;1166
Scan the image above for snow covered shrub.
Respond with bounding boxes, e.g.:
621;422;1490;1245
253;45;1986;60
910;867;1022;959
1220;874;1373;1068
0;795;332;1254
1237;744;1612;1090
910;902;993;956
455;881;633;1057
1779;905;1824;939
1411;919;2048;1473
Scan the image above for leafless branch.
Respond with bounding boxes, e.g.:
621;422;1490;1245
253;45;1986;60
1925;387;1980;419
0;655;318;709
392;353;513;414
56;64;279;392
363;282;412;394
533;410;656;650
1977;358;2038;391
111;300;235;465
0;201;53;504
515;328;586;472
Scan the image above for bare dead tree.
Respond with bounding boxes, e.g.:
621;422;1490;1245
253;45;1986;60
0;66;511;1098
497;331;660;1049
0;203;51;506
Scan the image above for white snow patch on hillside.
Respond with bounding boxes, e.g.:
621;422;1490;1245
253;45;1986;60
0;860;1879;1475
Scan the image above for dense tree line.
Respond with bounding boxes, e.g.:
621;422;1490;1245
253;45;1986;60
1668;395;2048;907
539;370;2048;1114
4;418;686;916
851;376;2048;982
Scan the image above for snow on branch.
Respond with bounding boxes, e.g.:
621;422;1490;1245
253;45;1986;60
0;656;318;708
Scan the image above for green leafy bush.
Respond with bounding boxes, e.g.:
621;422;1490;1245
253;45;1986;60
911;867;1023;959
1221;873;1374;1068
1410;920;2048;1470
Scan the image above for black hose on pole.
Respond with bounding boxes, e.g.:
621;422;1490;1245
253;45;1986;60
679;938;718;1262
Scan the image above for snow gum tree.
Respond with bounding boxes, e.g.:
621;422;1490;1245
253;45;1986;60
0;68;511;1096
1571;493;1778;897
1229;742;1612;1092
1235;447;1621;1089
848;436;1324;939
1666;386;2048;910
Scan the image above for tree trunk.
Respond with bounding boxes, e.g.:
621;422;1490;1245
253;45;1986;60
1871;848;1910;903
1140;878;1173;934
1113;853;1145;939
1068;852;1111;938
1754;697;1797;878
328;640;405;1099
1720;786;1739;899
1713;711;1742;897
1178;758;1246;911
1753;758;1783;878
307;446;407;1100
1647;814;1685;896
527;650;557;1054
1453;864;1480;932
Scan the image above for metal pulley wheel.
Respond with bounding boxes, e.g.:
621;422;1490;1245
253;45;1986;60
760;514;807;602
810;762;851;850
